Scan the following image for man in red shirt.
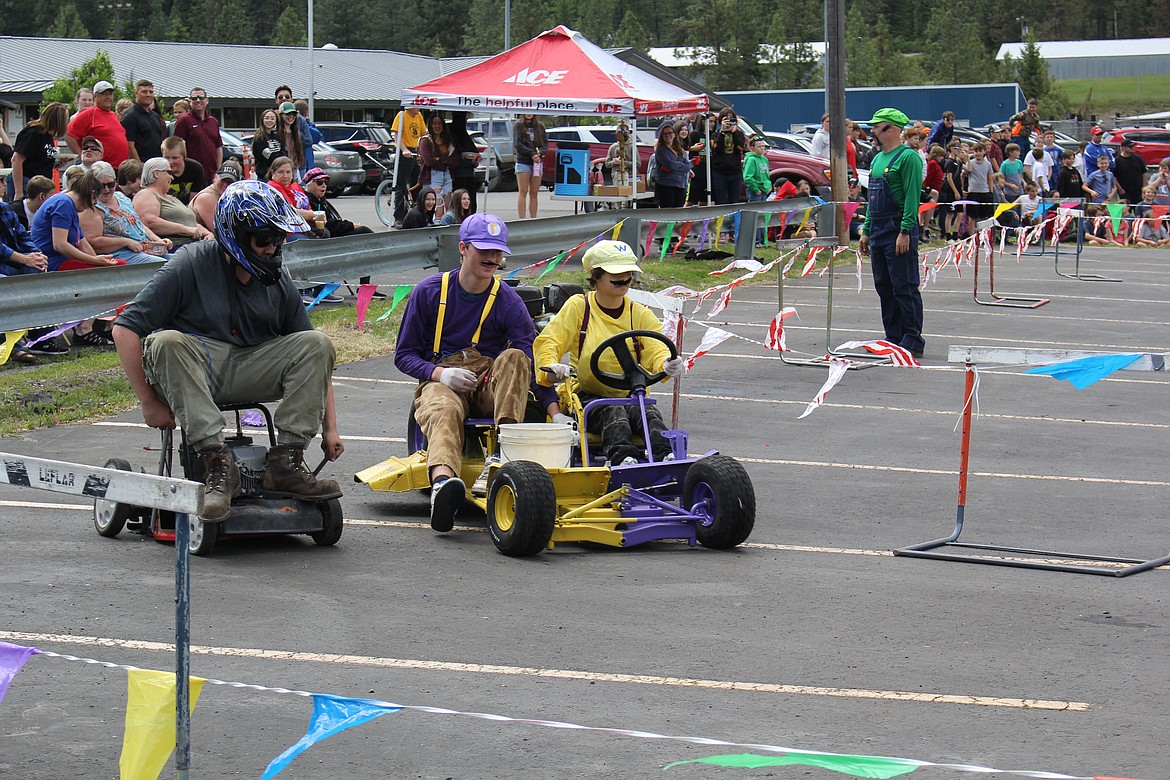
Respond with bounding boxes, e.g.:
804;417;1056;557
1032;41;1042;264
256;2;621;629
65;80;129;167
172;86;222;178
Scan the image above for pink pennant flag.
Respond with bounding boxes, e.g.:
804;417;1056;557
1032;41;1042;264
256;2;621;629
355;284;377;329
707;289;734;318
684;327;734;371
835;339;920;367
843;201;862;224
797;357;851;419
643;221;658;259
764;308;798;351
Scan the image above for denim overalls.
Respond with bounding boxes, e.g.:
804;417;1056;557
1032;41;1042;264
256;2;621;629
867;145;925;354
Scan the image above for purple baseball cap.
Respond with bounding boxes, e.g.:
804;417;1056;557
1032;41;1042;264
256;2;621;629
460;212;510;253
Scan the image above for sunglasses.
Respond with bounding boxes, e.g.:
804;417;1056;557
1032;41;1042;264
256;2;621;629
100;181;118;190
609;277;633;287
82;145;101;152
190;95;208;101
252;234;285;249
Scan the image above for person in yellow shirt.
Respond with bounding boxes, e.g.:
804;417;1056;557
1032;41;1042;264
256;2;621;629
390;107;429;225
535;241;684;465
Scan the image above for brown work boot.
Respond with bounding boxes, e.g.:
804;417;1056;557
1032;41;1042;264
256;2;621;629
200;443;240;523
262;444;343;500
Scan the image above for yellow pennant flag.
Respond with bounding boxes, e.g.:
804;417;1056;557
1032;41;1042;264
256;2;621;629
793;207;812;237
713;216;725;245
1;330;28;366
120;669;206;780
611;221;622;241
993;202;1017;220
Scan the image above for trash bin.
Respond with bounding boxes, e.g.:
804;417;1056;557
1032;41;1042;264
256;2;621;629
553;141;590;197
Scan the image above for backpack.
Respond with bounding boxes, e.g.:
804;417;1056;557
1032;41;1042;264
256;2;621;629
646;153;659;187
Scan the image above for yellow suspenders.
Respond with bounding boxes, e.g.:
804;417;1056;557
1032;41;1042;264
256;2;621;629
431;271;501;359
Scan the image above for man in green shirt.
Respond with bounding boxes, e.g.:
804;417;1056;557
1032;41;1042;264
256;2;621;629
859;108;925;358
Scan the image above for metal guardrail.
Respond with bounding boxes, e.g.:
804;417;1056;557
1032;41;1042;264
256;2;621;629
0;199;831;333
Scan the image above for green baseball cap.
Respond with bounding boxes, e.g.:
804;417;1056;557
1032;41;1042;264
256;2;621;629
867;108;911;128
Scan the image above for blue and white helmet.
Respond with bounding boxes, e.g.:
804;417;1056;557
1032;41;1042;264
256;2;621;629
214;180;308;286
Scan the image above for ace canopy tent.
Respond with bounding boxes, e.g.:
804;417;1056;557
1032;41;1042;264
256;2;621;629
402;25;709;117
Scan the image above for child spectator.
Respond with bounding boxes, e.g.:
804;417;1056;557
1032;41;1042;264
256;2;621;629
767;176;798;201
1148;158;1170;206
1082;204;1118;246
921;145;945;238
1014;183;1042;226
1083;154;1118;204
1055;150;1085;200
1027;148;1050;195
1132;186;1157;218
939;141;963;240
1073;143;1088;181
964;142;994;221
999;143;1025;200
1133;211;1170;247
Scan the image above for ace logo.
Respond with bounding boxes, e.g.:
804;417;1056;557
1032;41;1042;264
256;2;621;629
410;96;438;106
595;103;624;114
504;68;569;87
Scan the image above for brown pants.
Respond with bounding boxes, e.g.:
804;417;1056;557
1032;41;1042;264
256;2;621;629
414;348;531;476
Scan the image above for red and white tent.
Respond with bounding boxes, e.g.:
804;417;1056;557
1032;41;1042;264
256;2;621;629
402;26;708;117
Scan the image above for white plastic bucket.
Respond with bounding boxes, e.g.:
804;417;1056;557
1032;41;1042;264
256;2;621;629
498;423;574;469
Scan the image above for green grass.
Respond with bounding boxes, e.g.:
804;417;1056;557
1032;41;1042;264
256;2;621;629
0;245;792;437
1055;75;1170;119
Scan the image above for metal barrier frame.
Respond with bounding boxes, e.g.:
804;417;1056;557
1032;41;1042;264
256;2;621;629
1053;207;1123;282
0;452;203;775
894;350;1170;577
973;218;1049;308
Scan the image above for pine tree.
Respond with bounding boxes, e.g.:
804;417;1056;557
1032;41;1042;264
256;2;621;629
209;1;256;45
614;9;652;51
272;6;308;47
47;2;91;38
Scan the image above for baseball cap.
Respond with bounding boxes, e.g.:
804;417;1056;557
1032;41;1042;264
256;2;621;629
81;135;104;152
460;213;510;253
1090;126;1104;135
93;80;115;94
583;240;642;275
1120;139;1135;148
866;108;911;128
216;162;241;181
279;101;297;114
303;167;329;184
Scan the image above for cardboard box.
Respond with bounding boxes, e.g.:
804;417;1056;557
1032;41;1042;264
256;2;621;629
593;182;647;197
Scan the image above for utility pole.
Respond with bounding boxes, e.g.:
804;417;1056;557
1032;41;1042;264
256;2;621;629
825;0;847;243
97;1;132;38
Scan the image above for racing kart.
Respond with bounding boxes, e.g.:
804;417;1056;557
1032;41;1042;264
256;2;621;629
354;313;756;557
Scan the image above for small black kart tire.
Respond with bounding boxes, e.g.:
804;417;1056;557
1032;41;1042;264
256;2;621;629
93;458;136;538
683;455;756;549
311;498;344;546
188;515;218;556
487;461;556;557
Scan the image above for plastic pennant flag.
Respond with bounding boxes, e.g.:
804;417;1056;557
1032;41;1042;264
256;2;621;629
611;221;622;241
707;288;734;318
760;212;772;246
993;202;1017;220
1105;202;1125;233
684;327;733;371
525;259;548;279
304;283;341;311
1;330;29;366
836;340;920;367
672;221;693;253
261;694;403;779
24;320;81;348
712;216;725;246
642;221;658;258
664;752;919;778
775;210;790;238
659;222;676;259
536;250;567;282
798;357;851;419
800;246;821;278
709;258;763;276
696;219;710;248
1035;202;1053;219
1151;204;1169;220
764;308;798;351
843;201;862;225
120;669;206;780
355;284;378;329
375;285;413;322
1025;353;1144;390
917;202;938;215
0;641;38;705
793;207;813;237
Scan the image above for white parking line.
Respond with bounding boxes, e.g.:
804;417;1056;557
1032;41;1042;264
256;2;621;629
0;630;1090;711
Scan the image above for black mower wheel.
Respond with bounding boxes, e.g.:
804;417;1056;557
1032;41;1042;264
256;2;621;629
487;460;556;557
93;458;136;538
188;515;218;556
683;455;756;549
312;498;344;546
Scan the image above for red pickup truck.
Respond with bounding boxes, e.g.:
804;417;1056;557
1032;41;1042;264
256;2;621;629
540;125;831;198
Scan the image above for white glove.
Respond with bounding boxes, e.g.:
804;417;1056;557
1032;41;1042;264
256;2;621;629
439;367;477;393
544;363;573;381
663;357;685;378
551;412;579;445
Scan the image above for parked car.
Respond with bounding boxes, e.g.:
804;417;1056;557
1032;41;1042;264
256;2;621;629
315;122;395;192
762;131;813;154
466;117;516;186
1103;127;1170;168
314;141;365;195
471;131;501;191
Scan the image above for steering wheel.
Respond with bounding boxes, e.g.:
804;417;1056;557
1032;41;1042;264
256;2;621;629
590;329;679;393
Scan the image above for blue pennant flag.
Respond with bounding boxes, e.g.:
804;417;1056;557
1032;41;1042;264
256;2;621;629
304;283;342;311
1025;353;1143;390
261;694;403;779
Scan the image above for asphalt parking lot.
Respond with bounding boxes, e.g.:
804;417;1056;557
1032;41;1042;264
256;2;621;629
1;236;1168;779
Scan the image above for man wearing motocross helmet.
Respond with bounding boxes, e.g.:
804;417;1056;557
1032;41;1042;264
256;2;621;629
113;179;344;522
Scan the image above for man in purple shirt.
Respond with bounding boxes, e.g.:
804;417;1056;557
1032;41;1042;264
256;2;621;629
395;213;551;532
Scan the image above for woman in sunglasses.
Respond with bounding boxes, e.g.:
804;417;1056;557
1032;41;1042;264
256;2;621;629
133;157;213;248
80;160;173;265
28;168;121;271
535;241;684;466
